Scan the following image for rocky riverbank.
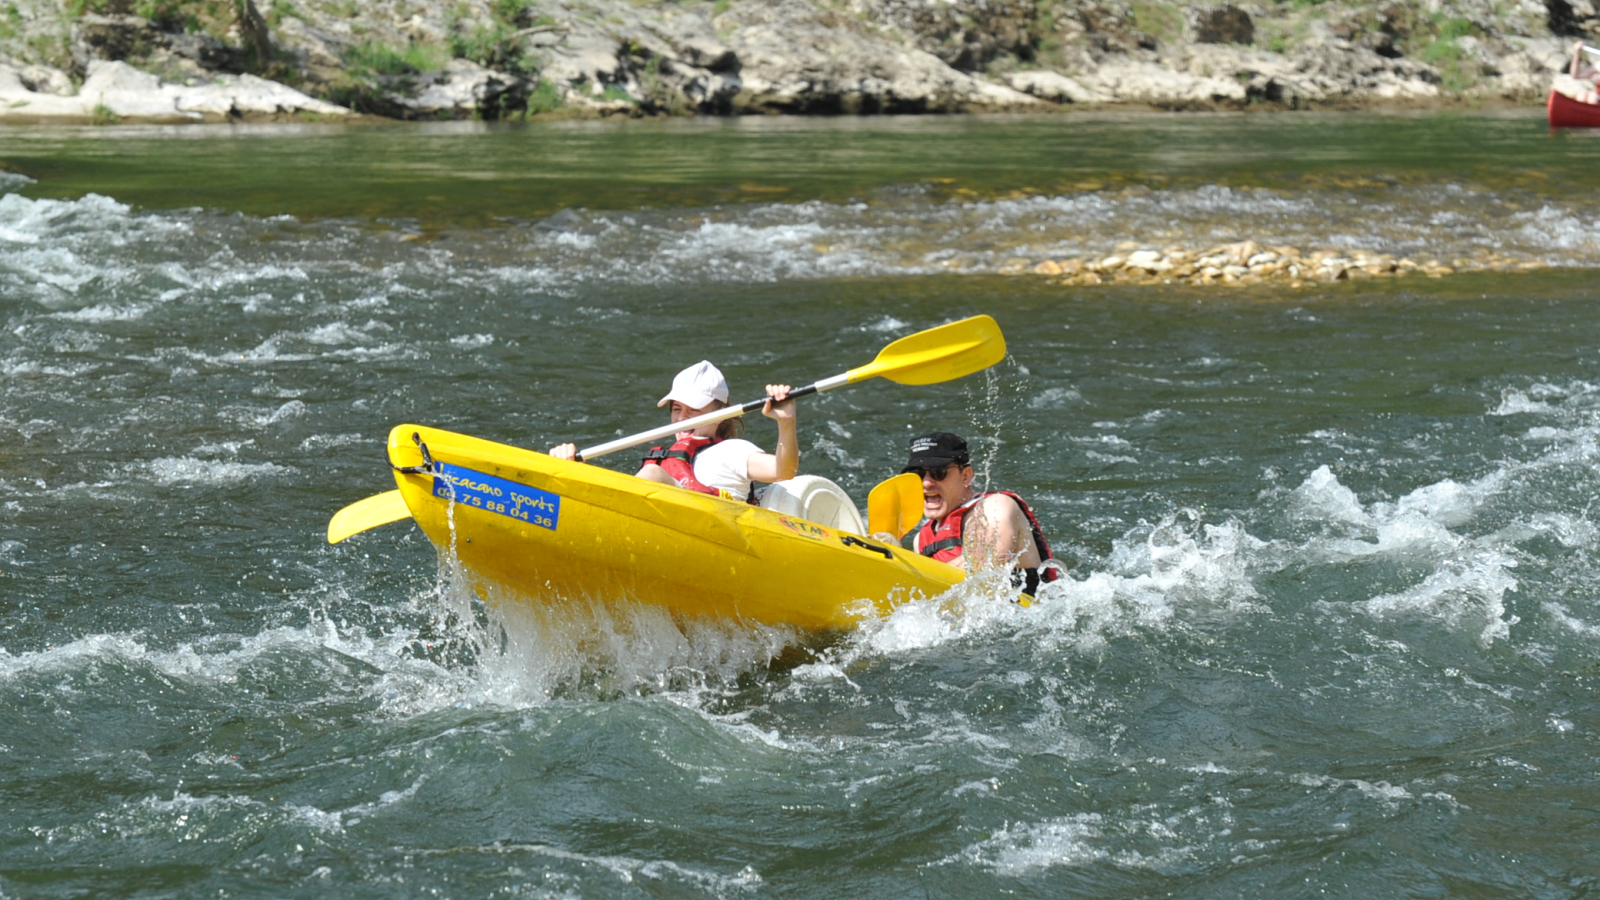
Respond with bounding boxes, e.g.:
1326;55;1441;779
0;0;1589;123
995;240;1549;288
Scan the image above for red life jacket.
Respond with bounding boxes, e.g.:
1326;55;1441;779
915;491;1059;598
642;435;723;496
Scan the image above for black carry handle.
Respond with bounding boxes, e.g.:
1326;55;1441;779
840;535;893;559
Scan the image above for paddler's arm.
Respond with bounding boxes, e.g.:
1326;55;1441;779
746;384;798;483
961;494;1042;571
551;442;678;485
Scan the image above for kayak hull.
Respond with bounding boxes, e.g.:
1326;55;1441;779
1548;88;1600;128
386;424;965;631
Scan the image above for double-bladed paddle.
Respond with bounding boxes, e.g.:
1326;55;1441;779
572;314;1006;461
327;314;1006;543
327;489;410;544
866;472;925;541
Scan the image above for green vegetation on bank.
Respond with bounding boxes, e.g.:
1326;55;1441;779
345;39;449;76
64;0;233;36
1417;15;1484;92
1128;0;1184;45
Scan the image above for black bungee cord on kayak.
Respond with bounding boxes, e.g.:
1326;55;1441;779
391;431;435;475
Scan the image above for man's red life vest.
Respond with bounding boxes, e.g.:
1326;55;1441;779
642;435;723;496
915;491;1059;597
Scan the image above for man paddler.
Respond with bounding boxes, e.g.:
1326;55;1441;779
901;432;1059;601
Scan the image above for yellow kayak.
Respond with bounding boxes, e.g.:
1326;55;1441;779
381;424;965;631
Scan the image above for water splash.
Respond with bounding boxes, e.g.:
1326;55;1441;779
416;543;801;707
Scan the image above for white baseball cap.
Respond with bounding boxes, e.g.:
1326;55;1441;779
657;360;729;409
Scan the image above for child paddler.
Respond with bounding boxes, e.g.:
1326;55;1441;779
549;360;798;502
901;432;1059;602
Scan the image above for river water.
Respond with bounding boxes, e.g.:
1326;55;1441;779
2;112;1599;898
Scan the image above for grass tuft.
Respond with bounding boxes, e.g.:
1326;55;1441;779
345;39;449;75
524;79;564;114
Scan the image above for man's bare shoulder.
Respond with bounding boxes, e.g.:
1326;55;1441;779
976;492;1027;520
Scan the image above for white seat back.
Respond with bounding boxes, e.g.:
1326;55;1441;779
759;475;866;535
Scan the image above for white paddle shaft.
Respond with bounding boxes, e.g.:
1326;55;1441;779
576;373;850;461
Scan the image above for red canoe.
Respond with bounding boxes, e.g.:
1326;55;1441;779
1549;89;1600;128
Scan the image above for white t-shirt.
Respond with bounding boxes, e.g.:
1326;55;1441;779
691;439;764;499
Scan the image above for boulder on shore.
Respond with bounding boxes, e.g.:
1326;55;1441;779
0;59;349;123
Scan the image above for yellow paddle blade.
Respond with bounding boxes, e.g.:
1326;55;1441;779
327;490;412;544
847;315;1006;386
867;473;925;540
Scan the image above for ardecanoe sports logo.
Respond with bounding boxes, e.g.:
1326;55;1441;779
778;517;830;540
432;461;560;531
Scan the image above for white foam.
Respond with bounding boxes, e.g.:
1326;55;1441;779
139;457;292;486
0;615;478;729
1182;761;1237;775
1494;389;1559;416
1028;387;1083;409
0;170;34;193
0;192;132;245
427;841;763;891
963;815;1110;873
1357;548;1521;646
48;302;151;323
1544;602;1600;639
298;433;367;452
861;315;910;333
194;439;255;457
199;263;311;290
2;357;102;378
1291;773;1416;808
847;513;1265;661
2;246;113;300
1280;388;1600;648
135;790;266;830
1492;380;1600;418
217;336;317;363
1394;477;1487;529
260;400;307;424
1286;466;1493;564
303;322;375;346
342;775;429;824
82;775;439;843
324;342;411;362
650;217;867;282
947;808;1207;875
1512;204;1600;259
1291;464;1371;526
1483;513;1597;550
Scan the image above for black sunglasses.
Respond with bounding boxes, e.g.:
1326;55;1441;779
908;464;961;481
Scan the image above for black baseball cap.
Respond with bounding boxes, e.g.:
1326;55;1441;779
903;432;970;472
